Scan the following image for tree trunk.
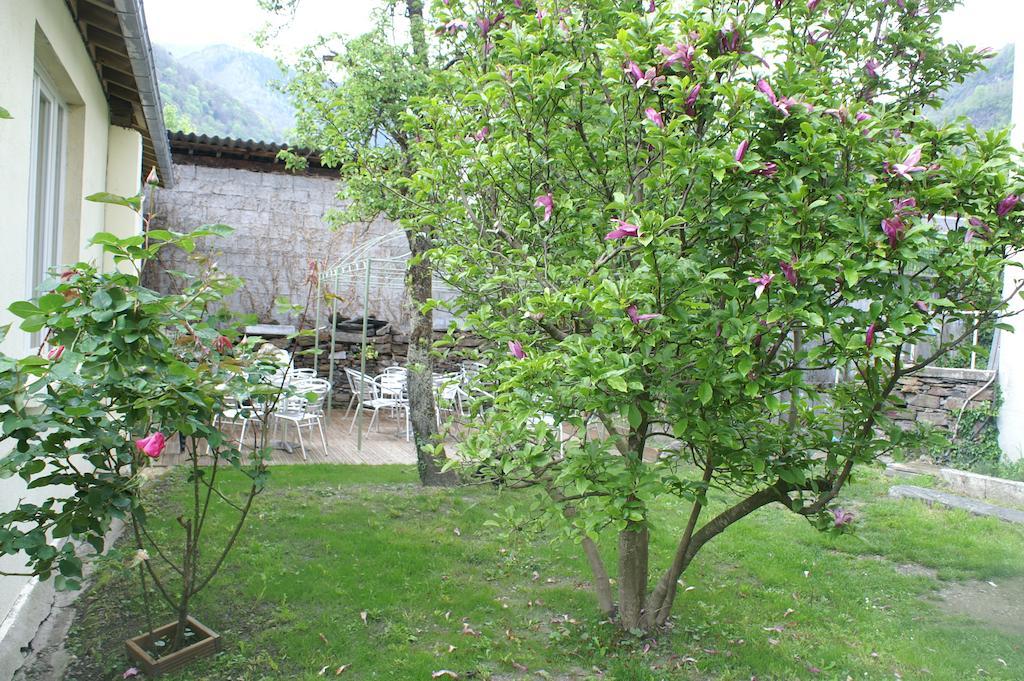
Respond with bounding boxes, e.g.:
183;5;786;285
406;231;458;486
402;0;456;487
616;522;649;631
582;536;616;617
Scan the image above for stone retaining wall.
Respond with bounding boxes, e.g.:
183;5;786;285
144;162;408;328
889;366;996;430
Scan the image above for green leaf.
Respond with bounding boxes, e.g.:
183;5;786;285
85;192;141;210
8;301;39;319
698;382;713;405
0;106;12;119
607;375;628;392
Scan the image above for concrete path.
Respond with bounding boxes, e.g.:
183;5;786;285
889;485;1024;524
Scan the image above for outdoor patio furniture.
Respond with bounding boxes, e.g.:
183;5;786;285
433;372;467;428
208;395;264;454
346;368;408;440
271;380;330;460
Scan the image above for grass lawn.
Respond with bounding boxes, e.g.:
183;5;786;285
62;464;1024;680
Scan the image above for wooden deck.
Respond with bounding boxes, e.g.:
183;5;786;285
156;410;417;467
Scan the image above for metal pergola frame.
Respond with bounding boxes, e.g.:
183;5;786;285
314;229;456;452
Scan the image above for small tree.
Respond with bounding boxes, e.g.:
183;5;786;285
0;193;288;654
269;0;459;485
409;0;1023;630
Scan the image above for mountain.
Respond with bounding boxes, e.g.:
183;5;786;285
178;45;296;140
153;45;294;142
928;45;1013;131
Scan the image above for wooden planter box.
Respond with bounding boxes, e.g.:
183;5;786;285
125;616;221;676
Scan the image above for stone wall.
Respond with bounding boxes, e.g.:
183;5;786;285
889;366;996;430
143;162;409;328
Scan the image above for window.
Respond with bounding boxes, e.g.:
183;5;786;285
27;69;67;300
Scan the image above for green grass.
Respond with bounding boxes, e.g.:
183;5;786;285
63;465;1024;680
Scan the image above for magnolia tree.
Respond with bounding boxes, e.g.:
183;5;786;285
407;0;1023;631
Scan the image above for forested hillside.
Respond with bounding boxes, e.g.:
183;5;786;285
928;45;1013;130
154;45;288;142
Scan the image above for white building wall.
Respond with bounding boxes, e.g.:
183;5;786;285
0;2;146;676
997;44;1024;461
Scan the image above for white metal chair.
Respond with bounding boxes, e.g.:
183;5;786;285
209;395;263;453
346;368;407;439
271;381;329;460
433;372;467;428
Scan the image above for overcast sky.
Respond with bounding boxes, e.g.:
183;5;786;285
144;0;1023;57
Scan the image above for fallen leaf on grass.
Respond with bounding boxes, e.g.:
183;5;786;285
447;644;456;653
461;622;480;636
318;666;329;676
512;662;528;672
768;638;780;646
359;611;368;625
532;571;540;581
319;633;329;645
335;665;350;675
444;611;451;621
432;671;459;679
763;625;785;632
783;608;795;617
453;527;461;536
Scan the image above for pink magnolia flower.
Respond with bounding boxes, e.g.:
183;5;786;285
624;62;664;89
753;161;779;177
864;59;880;78
513;0;522;7
534;193;553;222
865;322;876;348
213;335;233;353
807;0;821;11
646;0;656;11
684;84;702;116
756;79;805;117
891;197;917;214
774;0;786;8
626;304;661;324
135;432;168;459
440;19;468;34
605;219;640;240
123;668;141;679
473;126;489;142
915;300;930;313
645;108;665;128
832;508;854;527
658;42;695;71
855;111;872;123
716;27;743;53
997;194;1019;217
507;340;526;359
779;259;798;286
735;139;750;163
47;345;65;361
824;107;848;124
887;145;926;180
881;216;906;248
748;272;775;299
966;216;990;243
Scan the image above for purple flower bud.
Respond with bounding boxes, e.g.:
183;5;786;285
997;195;1019;217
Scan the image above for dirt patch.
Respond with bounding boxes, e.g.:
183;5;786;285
933;576;1024;636
894;563;939;579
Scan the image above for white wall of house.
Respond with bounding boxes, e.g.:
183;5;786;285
0;0;142;359
997;43;1024;462
0;2;144;676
